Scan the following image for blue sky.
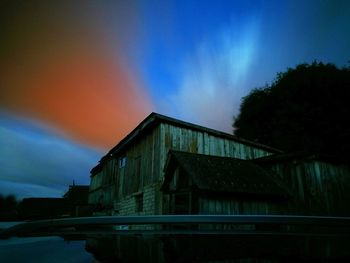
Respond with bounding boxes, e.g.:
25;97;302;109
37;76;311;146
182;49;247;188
131;0;350;130
0;0;350;199
0;112;101;199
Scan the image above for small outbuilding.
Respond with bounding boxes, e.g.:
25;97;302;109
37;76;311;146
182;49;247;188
161;151;290;215
63;184;91;216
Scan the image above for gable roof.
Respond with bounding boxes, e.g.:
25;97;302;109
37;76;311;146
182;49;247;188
63;185;89;202
161;150;289;198
91;112;282;175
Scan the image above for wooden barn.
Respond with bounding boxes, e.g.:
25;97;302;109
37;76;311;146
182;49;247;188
88;113;350;216
88;113;280;216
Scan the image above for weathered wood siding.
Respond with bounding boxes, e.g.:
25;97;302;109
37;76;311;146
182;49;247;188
118;127;161;196
158;123;274;182
158;123;277;215
163;166;286;216
160;123;272;156
107;126;162;215
198;196;283;215
89;171;103;204
89;121;276;216
89;159;118;211
267;160;350;216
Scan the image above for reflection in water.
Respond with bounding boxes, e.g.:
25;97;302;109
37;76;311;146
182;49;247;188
0;236;94;263
85;233;350;262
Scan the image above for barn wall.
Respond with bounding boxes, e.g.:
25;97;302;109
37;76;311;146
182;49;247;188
159;123;273;178
111;126;162;215
268;160;350;216
198;196;285;215
118;126;161;196
89;126;162;215
88;159;118;209
89;121;277;216
158;123;277;215
158;123;275;182
88;171;102;204
115;183;157;216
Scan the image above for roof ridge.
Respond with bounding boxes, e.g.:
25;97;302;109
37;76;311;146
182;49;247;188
91;112;282;174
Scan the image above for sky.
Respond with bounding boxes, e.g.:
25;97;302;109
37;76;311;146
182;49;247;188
1;0;350;199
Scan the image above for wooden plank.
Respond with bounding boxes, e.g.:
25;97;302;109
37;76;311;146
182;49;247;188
204;133;209;154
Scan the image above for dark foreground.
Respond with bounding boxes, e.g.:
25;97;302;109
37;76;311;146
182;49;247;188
1;215;350;262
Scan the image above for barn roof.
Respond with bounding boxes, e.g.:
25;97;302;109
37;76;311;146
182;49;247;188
91;112;282;175
162;150;289;197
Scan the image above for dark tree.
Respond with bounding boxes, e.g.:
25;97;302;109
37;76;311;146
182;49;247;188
233;62;350;158
0;194;17;212
0;194;18;220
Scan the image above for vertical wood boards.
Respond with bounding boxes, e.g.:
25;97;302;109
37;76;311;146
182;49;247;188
89;120;276;215
198;196;280;215
268;160;350;215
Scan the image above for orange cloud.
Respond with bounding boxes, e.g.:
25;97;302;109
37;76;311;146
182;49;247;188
0;1;153;149
3;52;151;148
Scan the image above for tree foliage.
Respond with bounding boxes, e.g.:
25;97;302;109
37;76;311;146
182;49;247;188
0;194;17;212
0;194;18;220
233;62;350;158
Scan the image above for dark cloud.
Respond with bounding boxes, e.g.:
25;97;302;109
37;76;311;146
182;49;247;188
0;112;102;199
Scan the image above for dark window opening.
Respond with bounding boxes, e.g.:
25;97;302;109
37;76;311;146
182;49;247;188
173;193;189;214
176;169;189;189
135;193;143;212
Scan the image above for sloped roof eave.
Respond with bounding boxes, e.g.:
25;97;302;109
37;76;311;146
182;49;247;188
92;112;283;174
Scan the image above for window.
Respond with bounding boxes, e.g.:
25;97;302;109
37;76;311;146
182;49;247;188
119;156;127;168
135;193;143;212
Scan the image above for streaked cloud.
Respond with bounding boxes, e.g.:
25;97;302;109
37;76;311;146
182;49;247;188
164;17;260;132
0;113;101;199
0;181;64;200
0;1;153;149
